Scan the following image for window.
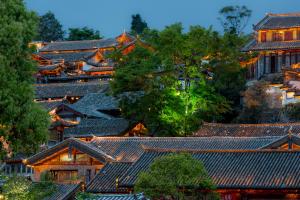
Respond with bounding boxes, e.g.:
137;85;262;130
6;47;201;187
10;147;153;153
284;31;293;41
272;32;283;41
261;32;267;42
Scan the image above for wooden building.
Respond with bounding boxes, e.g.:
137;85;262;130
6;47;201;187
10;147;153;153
33;32;141;83
242;13;300;80
25;135;300;199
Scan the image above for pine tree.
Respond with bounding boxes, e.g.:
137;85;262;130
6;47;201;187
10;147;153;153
131;14;148;35
37;11;64;42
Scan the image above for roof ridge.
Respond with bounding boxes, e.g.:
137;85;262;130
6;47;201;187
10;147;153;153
91;136;281;142
142;147;300;153
48;38;113;44
203;122;300;127
268;12;300;17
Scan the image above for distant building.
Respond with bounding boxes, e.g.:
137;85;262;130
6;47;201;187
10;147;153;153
32;32;146;83
243;13;300;80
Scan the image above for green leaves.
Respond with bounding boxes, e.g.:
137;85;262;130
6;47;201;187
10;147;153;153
135;153;217;199
0;0;49;157
37;11;64;42
111;23;235;136
67;27;102;41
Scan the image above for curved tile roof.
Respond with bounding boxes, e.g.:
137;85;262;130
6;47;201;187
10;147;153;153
90;136;281;162
195;122;300;137
254;13;300;30
40;38;118;52
120;149;300;189
86;162;132;193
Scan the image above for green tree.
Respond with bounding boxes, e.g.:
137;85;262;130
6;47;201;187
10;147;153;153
209;33;248;122
67;27;102;41
237;81;271;123
111;24;230;136
218;5;252;35
36;11;64;42
2;175;57;200
0;0;50;157
131;14;148;35
135;153;218;200
2;176;31;200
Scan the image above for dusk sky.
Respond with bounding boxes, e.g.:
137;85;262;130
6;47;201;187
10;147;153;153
25;0;300;37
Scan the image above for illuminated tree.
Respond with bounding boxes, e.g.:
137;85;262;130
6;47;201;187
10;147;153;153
135;153;218;200
0;0;49;157
111;24;230;136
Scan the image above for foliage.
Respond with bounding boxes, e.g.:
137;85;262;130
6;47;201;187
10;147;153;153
29;182;57;200
36;11;64;42
131;14;148;35
279;103;300;122
2;175;57;200
2;176;31;200
134;153;218;200
237;81;271;123
0;0;50;157
67;27;102;41
218;5;252;35
209;32;248;122
112;23;235;136
76;192;97;200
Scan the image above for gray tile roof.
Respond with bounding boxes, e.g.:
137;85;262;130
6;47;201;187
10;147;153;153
243;40;300;51
44;183;81;200
39;51;96;62
38;65;60;71
37;100;64;111
86;162;132;193
26;138;115;165
40;38;118;52
64;118;129;138
35;82;107;99
194;122;300;137
120;149;300;189
85;193;146;200
89;136;281;162
68;92;119;118
254;13;300;30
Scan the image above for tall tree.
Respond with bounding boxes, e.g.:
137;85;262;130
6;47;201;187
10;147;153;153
218;5;252;35
0;0;49;157
135;153;218;199
237;81;271;123
67;27;102;41
131;14;148;35
37;11;64;42
111;24;230;136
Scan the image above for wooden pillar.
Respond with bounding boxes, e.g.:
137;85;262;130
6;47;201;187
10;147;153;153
278;54;282;72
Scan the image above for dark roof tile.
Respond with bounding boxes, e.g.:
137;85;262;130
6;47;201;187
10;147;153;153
120;149;300;189
44;183;81;200
90;136;280;162
40;38;118;52
255;13;300;30
35;82;107;99
194;122;300;137
87;162;132;193
64;118;129;138
39;51;96;62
